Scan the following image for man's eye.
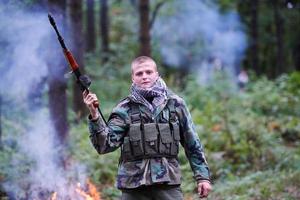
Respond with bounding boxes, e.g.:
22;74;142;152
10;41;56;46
146;71;153;75
136;72;143;76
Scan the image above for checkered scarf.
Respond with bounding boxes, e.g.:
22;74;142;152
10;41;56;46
130;77;168;112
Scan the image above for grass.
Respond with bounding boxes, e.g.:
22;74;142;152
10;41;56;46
204;169;300;200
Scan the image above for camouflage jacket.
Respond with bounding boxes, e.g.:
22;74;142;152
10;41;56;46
88;90;210;189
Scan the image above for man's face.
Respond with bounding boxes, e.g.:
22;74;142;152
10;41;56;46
132;60;159;89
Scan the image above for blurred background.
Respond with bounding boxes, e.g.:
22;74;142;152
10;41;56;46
0;0;299;199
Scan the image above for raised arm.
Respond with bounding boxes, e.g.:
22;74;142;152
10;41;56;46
83;92;129;154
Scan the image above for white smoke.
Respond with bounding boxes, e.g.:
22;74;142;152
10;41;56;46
0;11;49;100
0;3;87;199
153;0;247;84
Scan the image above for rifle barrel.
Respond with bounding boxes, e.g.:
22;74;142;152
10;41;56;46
48;14;67;50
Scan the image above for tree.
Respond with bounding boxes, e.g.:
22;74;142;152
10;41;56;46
47;0;69;144
294;41;300;71
67;0;87;120
272;0;285;77
100;0;110;62
250;0;260;75
86;0;96;52
138;0;151;56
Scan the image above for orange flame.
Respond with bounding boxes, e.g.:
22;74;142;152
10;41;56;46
86;179;101;200
76;179;101;200
49;179;101;200
50;192;57;200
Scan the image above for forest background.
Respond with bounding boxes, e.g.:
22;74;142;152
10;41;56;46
0;0;299;199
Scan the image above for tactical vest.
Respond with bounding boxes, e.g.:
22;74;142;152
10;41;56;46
121;99;181;162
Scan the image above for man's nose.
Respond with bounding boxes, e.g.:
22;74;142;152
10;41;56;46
142;73;147;79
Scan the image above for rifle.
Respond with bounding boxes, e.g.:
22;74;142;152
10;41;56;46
48;14;106;124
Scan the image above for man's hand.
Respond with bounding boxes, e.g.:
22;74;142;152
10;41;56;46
83;91;99;120
197;180;212;199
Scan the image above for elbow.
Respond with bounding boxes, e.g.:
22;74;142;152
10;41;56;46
90;133;108;154
95;145;107;155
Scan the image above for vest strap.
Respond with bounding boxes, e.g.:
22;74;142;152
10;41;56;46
168;99;177;123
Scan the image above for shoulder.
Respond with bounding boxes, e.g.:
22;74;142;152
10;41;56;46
167;90;191;118
107;97;131;122
112;97;131;111
167;90;186;107
116;97;131;107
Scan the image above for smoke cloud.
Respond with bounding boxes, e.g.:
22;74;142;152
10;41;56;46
0;3;87;199
0;9;49;100
153;0;247;84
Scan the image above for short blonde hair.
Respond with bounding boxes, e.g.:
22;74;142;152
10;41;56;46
131;56;157;74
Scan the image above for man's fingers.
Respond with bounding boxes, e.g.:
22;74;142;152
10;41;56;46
198;182;212;199
89;95;98;105
83;91;96;100
85;94;93;102
84;94;98;104
82;90;89;98
84;94;92;104
83;94;97;105
198;185;203;198
200;187;209;198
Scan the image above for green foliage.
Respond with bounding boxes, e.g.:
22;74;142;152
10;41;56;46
206;169;300;200
286;71;300;95
0;104;33;198
183;72;299;178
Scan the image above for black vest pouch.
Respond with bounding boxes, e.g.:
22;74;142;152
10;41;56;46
158;123;172;155
171;122;180;156
144;123;159;155
122;136;132;160
129;123;144;157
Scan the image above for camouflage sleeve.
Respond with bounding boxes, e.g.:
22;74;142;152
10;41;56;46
88;102;129;154
176;98;211;183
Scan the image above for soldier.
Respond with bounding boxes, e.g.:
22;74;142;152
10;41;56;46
83;56;212;199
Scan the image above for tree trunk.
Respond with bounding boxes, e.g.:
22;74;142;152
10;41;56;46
100;0;110;62
294;41;300;71
47;0;69;144
138;0;151;56
67;0;87;121
86;0;96;52
273;0;285;77
250;0;259;75
48;79;68;143
293;5;300;71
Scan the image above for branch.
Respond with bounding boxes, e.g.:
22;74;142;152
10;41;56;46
149;1;165;30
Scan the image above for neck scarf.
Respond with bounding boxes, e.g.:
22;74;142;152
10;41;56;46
130;77;168;112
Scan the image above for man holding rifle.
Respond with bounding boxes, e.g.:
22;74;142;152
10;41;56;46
83;56;211;199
